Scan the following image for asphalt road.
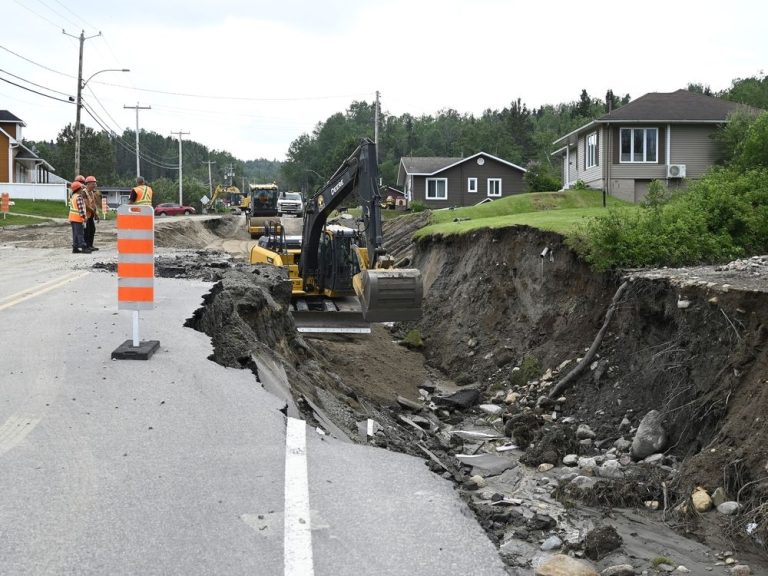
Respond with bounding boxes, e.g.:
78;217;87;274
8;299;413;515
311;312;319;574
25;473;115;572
0;245;508;576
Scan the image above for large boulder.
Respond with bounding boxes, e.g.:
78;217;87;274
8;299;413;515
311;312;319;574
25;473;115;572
535;554;598;576
631;410;666;459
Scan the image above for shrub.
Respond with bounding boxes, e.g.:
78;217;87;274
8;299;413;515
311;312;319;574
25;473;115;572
409;201;427;213
569;167;768;270
509;355;541;388
524;161;562;192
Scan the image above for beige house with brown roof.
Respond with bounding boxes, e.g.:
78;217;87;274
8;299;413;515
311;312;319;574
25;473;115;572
552;90;755;202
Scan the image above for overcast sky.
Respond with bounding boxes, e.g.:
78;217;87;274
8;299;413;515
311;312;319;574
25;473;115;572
2;0;766;164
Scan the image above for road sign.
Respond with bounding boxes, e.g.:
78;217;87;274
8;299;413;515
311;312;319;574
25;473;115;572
112;204;159;360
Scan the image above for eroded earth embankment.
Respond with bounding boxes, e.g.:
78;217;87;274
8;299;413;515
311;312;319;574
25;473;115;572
186;215;768;574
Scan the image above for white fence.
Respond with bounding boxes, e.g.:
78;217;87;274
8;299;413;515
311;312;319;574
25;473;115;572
0;183;68;203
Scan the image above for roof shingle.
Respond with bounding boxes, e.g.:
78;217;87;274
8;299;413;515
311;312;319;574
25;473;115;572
598;89;750;122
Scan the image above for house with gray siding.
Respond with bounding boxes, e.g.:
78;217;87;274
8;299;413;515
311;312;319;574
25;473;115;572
552;90;757;203
397;152;527;209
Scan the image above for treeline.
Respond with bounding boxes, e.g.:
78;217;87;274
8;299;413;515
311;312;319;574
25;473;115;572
28;127;282;207
26;74;768;206
282;75;768;193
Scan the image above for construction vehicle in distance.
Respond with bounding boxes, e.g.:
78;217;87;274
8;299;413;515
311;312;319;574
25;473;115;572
246;183;279;238
249;138;422;332
206;183;244;214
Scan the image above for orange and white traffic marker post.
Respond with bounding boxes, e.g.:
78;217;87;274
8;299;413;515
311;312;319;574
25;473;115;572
111;204;160;360
101;197;108;219
1;192;9;220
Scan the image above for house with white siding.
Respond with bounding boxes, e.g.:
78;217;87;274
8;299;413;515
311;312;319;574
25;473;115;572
551;90;757;203
0;110;67;202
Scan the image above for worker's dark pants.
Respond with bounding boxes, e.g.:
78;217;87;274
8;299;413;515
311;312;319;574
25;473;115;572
85;217;96;247
71;221;86;250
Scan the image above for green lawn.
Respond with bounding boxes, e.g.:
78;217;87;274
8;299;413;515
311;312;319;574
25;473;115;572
6;199;69;218
416;190;635;237
0;198;117;227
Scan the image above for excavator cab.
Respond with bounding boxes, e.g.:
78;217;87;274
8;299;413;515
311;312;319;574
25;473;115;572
314;227;359;296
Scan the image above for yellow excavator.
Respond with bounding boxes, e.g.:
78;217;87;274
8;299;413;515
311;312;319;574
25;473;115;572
250;139;422;332
207;183;244;214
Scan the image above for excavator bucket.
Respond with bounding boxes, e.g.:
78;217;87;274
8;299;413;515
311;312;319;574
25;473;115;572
353;268;423;323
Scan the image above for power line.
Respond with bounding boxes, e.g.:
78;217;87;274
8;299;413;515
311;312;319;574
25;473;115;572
12;0;61;30
50;0;97;31
0;74;74;104
82;103;180;170
33;0;80;29
90;80;372;102
0;67;72;97
0;44;74;78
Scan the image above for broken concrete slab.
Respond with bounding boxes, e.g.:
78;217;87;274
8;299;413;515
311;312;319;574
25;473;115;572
456;453;517;476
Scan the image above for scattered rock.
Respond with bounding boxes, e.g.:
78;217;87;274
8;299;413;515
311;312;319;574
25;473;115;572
584;525;622;561
717;501;741;515
479;403;503;416
614;438;632;451
631;410;666;459
563;454;579;467
711;487;728;507
469;474;487;489
434;388;480;409
535;554;599;576
643;453;664;465
730;565;751;575
576;424;596;439
538;463;555;472
597;460;624;480
692;486;713;513
541;535;563;551
600;566;635;576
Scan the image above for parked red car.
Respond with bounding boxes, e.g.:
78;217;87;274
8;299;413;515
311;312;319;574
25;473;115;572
154;202;196;216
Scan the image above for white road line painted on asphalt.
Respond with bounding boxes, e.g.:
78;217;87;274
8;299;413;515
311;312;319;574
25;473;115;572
0;271;89;311
284;417;315;576
0;415;41;456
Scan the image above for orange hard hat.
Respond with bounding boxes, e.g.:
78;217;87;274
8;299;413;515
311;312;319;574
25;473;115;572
85;175;97;183
75;175;86;183
71;181;83;192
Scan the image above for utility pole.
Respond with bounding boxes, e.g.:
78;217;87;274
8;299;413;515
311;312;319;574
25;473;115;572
202;159;216;196
374;90;380;164
63;28;101;178
171;130;189;205
124;103;151;177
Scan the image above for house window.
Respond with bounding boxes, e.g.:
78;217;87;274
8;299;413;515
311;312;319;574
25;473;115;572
487;178;502;197
467;178;477;193
620;127;658;163
586;132;598;168
426;178;447;200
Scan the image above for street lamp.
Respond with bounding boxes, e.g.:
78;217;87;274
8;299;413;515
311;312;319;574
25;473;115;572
74;68;129;177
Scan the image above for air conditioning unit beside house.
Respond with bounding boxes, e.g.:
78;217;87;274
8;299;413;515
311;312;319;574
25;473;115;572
667;164;686;178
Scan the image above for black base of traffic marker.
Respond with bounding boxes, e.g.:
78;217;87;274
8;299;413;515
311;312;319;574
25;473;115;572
111;340;160;360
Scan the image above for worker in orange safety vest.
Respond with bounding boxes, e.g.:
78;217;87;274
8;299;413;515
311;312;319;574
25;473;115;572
68;181;91;253
130;176;154;206
83;175;101;250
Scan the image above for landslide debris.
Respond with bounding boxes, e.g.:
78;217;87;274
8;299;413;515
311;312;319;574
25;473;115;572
83;213;768;573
